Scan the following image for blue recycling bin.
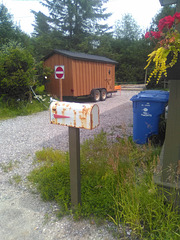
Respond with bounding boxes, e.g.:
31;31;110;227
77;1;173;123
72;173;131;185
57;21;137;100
130;90;169;144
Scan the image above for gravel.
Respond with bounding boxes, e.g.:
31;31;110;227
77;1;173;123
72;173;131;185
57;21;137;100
0;91;139;240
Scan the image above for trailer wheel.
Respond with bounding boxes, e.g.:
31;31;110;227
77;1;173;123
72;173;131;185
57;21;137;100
92;89;101;102
100;89;107;101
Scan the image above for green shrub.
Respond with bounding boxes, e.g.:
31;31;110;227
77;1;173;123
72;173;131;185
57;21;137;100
0;42;52;104
0;42;36;101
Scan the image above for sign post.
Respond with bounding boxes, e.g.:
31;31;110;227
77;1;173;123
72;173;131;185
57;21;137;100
55;65;64;101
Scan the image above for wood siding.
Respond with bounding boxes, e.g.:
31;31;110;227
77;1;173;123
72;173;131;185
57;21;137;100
44;53;115;98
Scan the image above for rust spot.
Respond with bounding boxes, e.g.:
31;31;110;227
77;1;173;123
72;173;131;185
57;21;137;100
51;103;58;124
62;107;66;116
90;111;93;129
55;102;60;106
79;106;90;128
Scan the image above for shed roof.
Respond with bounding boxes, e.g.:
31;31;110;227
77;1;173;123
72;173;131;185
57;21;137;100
43;49;118;64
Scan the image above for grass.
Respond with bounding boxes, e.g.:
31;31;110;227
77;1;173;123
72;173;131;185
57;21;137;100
11;174;22;185
0;160;19;173
27;131;180;239
0;95;50;120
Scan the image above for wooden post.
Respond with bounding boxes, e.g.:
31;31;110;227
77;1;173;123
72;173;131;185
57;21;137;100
59;79;63;101
155;1;180;198
69;127;81;206
161;82;180;184
145;68;148;84
161;0;180;186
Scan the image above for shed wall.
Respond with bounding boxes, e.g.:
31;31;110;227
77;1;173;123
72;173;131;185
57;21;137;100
44;54;73;97
71;60;115;97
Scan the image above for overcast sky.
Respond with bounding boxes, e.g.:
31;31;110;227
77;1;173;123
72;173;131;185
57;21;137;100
3;0;163;35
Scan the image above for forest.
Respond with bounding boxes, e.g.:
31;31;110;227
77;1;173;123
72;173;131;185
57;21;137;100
0;1;176;102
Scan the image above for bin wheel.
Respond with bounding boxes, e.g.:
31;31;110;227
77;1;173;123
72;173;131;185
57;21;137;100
92;89;101;102
100;89;107;101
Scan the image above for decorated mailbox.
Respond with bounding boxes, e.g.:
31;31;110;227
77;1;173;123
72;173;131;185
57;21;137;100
50;101;99;130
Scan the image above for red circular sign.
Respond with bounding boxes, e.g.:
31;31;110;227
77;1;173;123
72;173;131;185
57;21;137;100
55;66;64;79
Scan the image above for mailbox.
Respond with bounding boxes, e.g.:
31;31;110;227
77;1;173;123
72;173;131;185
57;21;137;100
50;101;99;130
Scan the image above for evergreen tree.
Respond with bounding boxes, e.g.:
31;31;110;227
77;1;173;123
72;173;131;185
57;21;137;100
31;11;51;37
0;4;30;48
0;4;15;44
39;0;111;48
114;13;142;40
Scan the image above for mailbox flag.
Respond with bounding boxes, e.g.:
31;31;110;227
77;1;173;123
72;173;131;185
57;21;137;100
55;65;64;79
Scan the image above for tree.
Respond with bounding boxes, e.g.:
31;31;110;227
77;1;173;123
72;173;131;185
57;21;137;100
111;14;147;83
0;4;15;44
0;4;31;49
39;0;111;48
114;14;142;40
109;37;149;83
31;11;51;37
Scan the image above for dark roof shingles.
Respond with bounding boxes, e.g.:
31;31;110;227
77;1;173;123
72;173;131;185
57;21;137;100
44;49;117;64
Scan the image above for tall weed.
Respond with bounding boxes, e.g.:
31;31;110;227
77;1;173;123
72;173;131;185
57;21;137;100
28;132;180;239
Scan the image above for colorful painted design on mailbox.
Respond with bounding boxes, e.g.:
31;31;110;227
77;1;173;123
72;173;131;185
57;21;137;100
50;101;99;130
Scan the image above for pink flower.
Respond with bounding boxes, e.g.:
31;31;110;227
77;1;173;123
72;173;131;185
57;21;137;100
158;16;175;31
173;12;180;20
145;32;150;39
151;31;162;39
173;12;180;24
144;31;162;40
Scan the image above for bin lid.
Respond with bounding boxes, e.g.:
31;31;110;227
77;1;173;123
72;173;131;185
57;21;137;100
130;90;169;102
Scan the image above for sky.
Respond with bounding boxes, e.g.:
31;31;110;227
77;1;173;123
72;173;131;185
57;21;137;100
3;0;163;35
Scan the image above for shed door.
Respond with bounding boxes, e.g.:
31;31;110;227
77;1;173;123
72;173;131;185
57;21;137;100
106;66;113;92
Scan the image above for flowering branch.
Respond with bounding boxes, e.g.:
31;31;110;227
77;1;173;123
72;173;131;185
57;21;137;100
144;12;180;84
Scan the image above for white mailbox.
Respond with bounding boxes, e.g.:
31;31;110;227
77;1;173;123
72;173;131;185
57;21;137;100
50;101;99;130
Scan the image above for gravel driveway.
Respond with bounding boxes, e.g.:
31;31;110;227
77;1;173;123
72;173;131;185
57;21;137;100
0;91;139;240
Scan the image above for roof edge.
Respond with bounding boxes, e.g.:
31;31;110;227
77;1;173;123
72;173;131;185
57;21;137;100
43;49;118;64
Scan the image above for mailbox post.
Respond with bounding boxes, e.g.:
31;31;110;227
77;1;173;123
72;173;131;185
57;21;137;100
50;101;99;206
69;127;81;205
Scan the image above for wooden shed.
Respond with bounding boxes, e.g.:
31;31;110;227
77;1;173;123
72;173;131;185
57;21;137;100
43;49;117;101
